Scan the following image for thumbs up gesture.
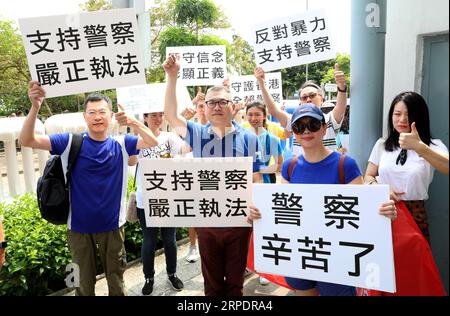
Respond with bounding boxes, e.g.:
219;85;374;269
115;103;135;127
334;63;346;91
399;122;423;152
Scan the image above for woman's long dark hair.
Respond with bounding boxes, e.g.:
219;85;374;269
385;92;434;151
246;101;268;130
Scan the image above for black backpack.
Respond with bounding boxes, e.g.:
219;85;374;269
37;134;83;225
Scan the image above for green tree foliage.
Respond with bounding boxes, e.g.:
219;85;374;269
229;35;256;76
281;53;351;99
321;53;351;87
79;0;112;11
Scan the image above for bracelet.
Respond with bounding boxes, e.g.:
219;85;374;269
365;178;377;185
337;84;348;93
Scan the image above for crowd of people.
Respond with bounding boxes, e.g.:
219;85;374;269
1;53;447;297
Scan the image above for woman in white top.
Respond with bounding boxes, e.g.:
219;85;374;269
365;92;449;242
128;111;191;295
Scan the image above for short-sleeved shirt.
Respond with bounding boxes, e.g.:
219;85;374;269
368;138;448;200
257;130;283;183
241;121;290;141
185;120;263;172
281;152;361;184
49;132;139;234
136;131;186;209
286;111;342;155
280;151;361;295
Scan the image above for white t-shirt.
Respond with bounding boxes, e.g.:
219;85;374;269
136;131;187;209
287;111;343;155
368;138;448;201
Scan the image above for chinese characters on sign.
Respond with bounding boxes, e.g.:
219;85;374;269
252;184;395;293
140;157;253;227
116;83;192;115
251;9;336;72
230;72;283;105
166;46;227;86
19;9;146;98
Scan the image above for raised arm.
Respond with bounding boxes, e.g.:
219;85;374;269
255;67;290;128
163;54;188;138
331;63;348;125
19;81;51;151
400;122;449;175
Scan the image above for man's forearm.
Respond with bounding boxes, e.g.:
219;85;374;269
333;90;347;124
260;82;289;127
19;107;39;147
164;76;179;123
131;120;158;148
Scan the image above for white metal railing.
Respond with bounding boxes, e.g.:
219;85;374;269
0;114;126;201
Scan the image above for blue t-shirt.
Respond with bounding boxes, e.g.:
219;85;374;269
49;132;139;234
258;131;283;184
185;120;263;172
281;152;361;184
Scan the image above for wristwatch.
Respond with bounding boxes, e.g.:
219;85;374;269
337;84;348;93
0;241;6;249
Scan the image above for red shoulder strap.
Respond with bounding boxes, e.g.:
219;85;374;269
287;156;299;181
339;155;346;184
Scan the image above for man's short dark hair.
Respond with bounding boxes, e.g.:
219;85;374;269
83;93;112;111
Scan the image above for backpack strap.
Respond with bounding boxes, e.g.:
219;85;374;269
287;156;299;182
339;155;347;184
66;133;83;186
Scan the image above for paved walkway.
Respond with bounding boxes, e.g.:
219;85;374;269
58;240;294;296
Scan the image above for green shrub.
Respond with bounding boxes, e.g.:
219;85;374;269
0;177;189;295
0;193;71;296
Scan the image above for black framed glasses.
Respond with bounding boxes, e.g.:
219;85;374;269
292;119;323;134
396;149;408;166
205;99;231;108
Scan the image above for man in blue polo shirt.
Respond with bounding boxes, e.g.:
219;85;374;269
163;55;263;296
20;81;159;296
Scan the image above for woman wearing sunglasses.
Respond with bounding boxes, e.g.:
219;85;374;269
249;103;397;296
365;92;449;242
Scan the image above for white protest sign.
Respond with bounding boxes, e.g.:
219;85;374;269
166;45;227;86
19;9;146;98
253;184;395;293
230;72;283;105
140;157;253;227
251;9;336;72
116;83;192;115
325;83;338;93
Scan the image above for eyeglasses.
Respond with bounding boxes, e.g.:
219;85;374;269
396;149;408;166
86;110;109;117
300;92;319;102
292;119;323;134
205;99;231;108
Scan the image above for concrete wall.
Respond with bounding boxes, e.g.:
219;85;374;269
383;0;449;130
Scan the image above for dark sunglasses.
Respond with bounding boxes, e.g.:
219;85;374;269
292;119;323;134
396;149;408;166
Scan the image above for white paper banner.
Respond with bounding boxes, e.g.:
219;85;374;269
166;45;227;86
251;9;336;72
116;83;192;115
230;72;283;105
253;184;395;293
19;9;146;98
140;157;253;227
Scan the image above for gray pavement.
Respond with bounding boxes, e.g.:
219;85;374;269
58;240;294;296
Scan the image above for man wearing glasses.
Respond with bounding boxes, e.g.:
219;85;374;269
20;81;158;296
255;64;348;155
163;54;263;296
